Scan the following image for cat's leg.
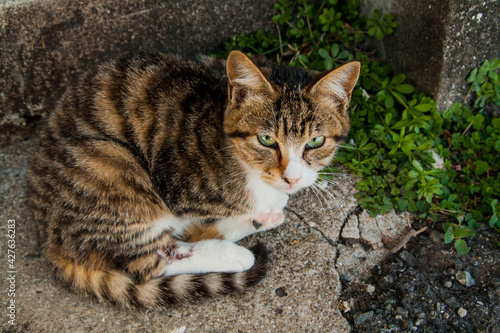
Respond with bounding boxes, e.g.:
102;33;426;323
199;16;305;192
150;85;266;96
186;211;286;243
186;210;285;242
158;239;255;276
183;211;285;243
215;211;285;242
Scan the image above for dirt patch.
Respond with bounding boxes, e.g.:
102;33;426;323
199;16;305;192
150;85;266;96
339;219;500;332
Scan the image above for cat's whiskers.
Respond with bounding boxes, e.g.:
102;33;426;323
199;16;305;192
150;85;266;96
314;181;341;205
313;180;348;220
312;182;338;211
317;179;351;206
318;171;357;178
317;177;352;193
308;183;328;211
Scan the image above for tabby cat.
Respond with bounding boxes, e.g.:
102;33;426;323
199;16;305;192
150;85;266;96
27;50;360;307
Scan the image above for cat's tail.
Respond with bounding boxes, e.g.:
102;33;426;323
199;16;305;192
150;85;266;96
50;243;268;308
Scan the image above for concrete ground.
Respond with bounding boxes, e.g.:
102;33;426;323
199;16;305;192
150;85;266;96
0;136;409;332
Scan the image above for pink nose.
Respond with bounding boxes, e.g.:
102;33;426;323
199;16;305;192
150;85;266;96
284;177;300;186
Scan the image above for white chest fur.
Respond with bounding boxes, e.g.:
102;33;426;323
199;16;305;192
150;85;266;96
245;170;289;215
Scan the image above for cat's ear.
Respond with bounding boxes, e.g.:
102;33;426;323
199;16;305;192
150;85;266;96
226;50;274;103
309;61;361;105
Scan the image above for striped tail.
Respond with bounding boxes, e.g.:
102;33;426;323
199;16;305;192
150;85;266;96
50;243;268;308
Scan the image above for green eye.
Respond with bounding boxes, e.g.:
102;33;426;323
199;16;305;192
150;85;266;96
306;136;325;149
258;135;277;147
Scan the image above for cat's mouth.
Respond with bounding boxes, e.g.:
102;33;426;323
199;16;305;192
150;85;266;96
276;180;308;194
260;171;318;194
281;187;301;194
261;177;301;194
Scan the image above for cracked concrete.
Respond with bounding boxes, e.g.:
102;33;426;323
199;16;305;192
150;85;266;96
1;136;409;332
336;209;410;283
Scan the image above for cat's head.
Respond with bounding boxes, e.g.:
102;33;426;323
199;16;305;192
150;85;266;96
224;51;360;194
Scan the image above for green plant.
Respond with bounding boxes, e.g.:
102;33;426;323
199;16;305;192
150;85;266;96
219;0;500;254
435;59;500;253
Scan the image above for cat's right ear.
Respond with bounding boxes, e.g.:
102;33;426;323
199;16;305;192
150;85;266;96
226;50;274;104
309;61;361;107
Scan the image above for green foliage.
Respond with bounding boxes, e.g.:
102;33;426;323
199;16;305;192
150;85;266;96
366;9;397;40
433;59;500;253
220;0;500;254
222;0;397;69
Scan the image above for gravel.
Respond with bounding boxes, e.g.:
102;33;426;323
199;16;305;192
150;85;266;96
339;218;500;332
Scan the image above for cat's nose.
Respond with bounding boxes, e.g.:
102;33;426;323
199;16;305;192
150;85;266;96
283;177;300;186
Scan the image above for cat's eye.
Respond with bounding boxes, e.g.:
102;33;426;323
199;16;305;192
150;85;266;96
305;136;325;149
257;135;277;148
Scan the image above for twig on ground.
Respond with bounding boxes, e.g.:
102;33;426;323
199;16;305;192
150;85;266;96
391;226;428;254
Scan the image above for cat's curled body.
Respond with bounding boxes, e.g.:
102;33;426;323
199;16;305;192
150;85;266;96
28;50;360;307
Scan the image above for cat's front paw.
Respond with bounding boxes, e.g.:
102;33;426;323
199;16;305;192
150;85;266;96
252;211;285;231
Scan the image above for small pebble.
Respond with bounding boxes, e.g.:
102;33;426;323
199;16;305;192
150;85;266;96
444;296;460;309
339;300;350;312
415;319;424;326
429;230;443;243
354;311;374;326
417;312;426;319
366;284;375;295
340;274;352;282
455;271;475;287
458;307;467;317
492;277;500;286
381;275;394;285
444;280;452;288
275;287;287;297
476;304;489;316
396;307;409;317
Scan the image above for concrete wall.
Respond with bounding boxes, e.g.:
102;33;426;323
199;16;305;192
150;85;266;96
1;0;499;144
0;0;277;144
439;1;500;109
359;0;500;110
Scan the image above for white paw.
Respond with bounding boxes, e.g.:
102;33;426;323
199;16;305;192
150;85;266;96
161;240;254;276
210;240;255;272
253;210;285;231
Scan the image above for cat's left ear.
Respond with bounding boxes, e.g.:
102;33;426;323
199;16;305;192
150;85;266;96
226;50;274;104
309;61;361;106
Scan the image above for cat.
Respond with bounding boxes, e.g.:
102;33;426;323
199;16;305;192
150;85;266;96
27;50;360;307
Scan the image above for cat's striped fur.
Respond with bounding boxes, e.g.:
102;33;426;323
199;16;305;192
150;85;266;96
28;50;360;307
